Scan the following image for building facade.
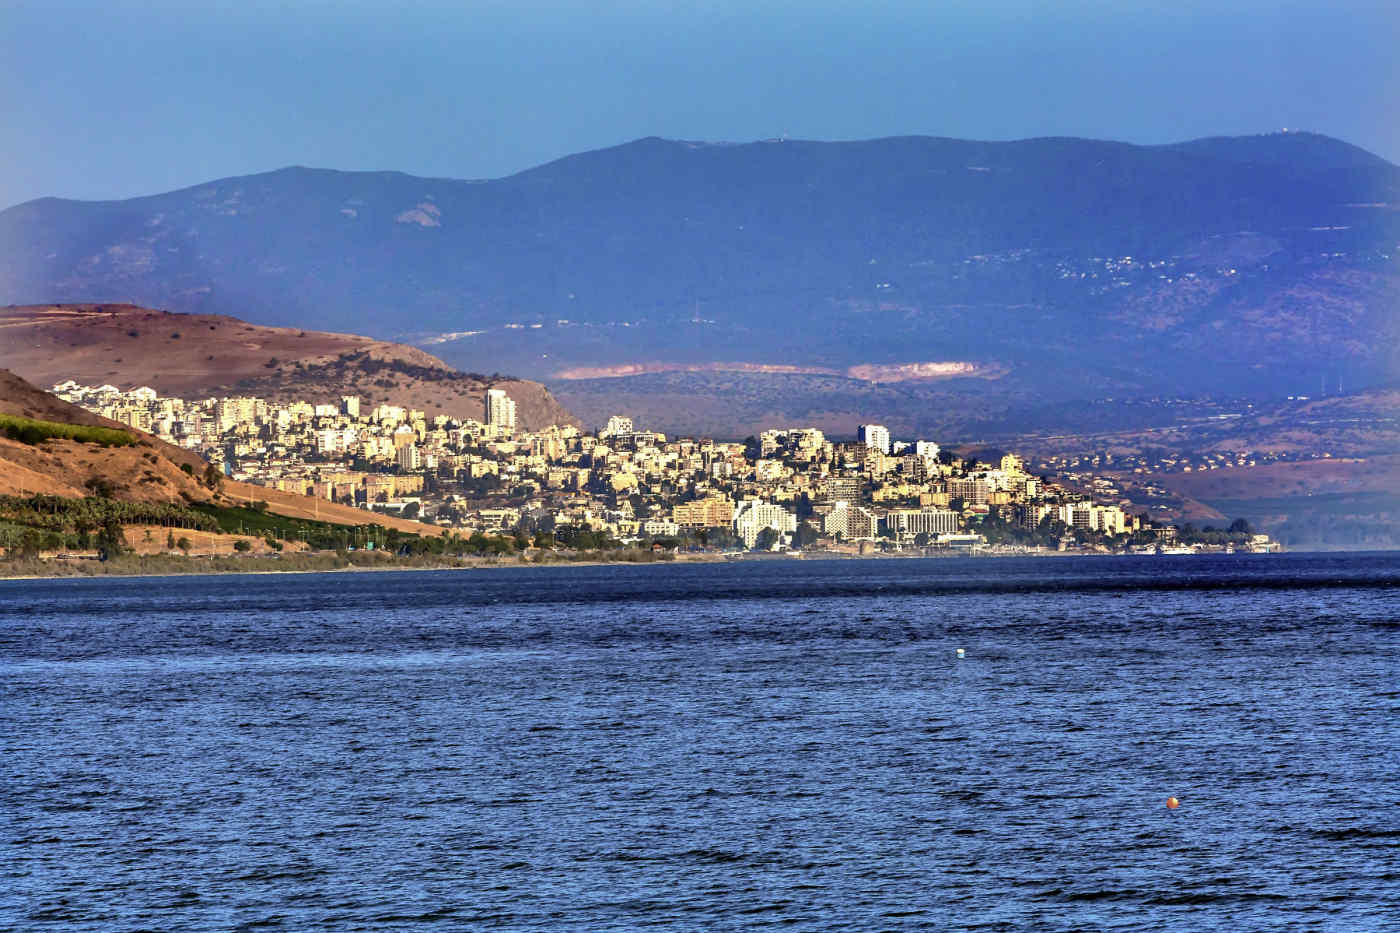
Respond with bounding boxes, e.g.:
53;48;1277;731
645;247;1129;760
732;500;797;549
858;424;891;455
485;389;517;436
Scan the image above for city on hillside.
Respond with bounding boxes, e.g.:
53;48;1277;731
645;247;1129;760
53;381;1280;555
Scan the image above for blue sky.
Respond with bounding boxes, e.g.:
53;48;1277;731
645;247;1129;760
3;0;1396;208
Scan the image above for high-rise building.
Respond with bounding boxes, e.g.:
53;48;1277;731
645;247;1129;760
396;444;422;471
823;477;863;505
858;424;891;455
485;389;517;435
341;395;360;418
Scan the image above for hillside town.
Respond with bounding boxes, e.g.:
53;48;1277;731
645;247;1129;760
53;381;1279;555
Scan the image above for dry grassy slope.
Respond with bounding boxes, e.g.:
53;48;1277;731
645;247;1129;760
0;368;441;536
0;304;577;431
217;479;443;536
120;525;308;557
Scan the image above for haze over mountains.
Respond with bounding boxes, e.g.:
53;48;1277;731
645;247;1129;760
2;131;1397;432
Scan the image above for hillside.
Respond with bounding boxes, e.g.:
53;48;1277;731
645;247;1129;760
1;367;208;500
0;368;441;538
1;132;1396;407
0;304;576;431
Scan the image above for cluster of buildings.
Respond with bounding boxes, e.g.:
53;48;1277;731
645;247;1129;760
1034;447;1310;479
54;380;1262;553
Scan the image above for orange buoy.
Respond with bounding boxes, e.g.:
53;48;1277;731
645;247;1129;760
1166;796;1180;809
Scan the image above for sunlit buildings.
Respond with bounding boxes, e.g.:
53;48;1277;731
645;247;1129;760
858;424;891;455
732;500;797;549
485;389;517;436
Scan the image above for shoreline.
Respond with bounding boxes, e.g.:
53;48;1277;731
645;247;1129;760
3;545;1384;583
0;550;724;581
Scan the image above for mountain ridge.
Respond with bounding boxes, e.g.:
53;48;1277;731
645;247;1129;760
2;131;1395;415
13;131;1391;210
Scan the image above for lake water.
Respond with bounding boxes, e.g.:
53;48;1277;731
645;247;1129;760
3;554;1398;930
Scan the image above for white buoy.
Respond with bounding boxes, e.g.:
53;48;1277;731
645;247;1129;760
956;648;965;659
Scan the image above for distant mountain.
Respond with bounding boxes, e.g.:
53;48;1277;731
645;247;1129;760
0;304;577;431
1;132;1396;407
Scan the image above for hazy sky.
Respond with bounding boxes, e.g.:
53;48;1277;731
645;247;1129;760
3;0;1396;209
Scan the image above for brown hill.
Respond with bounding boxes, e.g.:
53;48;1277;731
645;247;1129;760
0;304;577;431
0;368;440;537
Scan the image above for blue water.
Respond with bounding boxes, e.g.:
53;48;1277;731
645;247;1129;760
3;554;1398;930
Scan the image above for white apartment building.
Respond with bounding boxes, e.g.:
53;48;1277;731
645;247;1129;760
316;428;347;455
733;500;797;549
486;389;517;436
642;519;681;538
1056;503;1127;535
603;415;634;437
823;501;878;540
859;424;891;455
885;507;961;538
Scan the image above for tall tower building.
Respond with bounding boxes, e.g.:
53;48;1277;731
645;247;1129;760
396;443;422;471
485;388;517;435
858;424;891;455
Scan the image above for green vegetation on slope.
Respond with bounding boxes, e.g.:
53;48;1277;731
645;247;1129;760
0;495;219;535
0;413;135;447
190;502;418;552
0;495;219;557
1;493;671;566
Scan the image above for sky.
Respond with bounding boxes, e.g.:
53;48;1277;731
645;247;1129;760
2;0;1397;209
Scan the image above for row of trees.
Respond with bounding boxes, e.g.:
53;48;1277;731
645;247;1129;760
0;517;132;559
1176;519;1256;544
0;495;221;535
